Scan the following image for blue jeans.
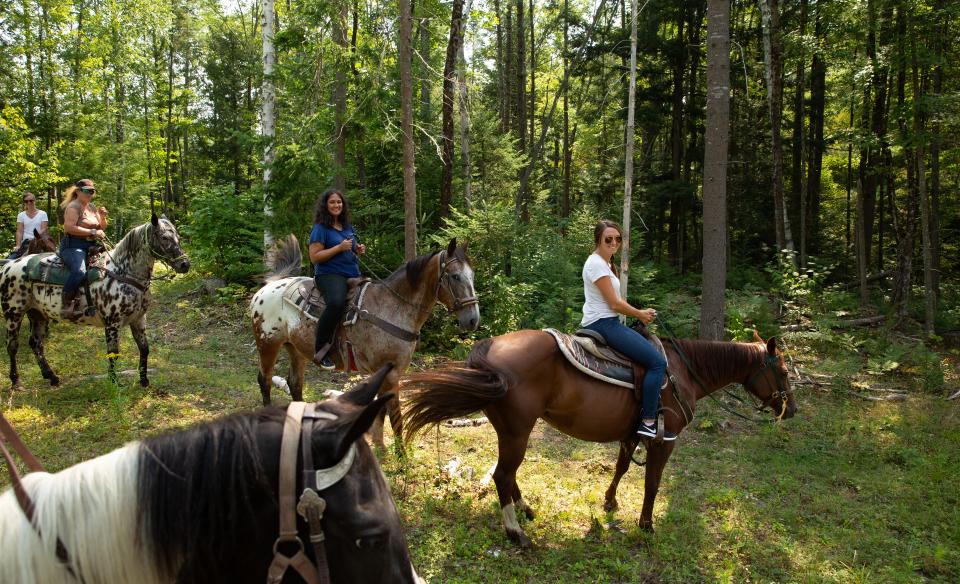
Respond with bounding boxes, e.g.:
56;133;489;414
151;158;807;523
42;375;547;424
585;317;666;420
60;238;93;294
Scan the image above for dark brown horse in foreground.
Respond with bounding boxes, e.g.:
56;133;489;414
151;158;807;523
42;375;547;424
402;329;797;547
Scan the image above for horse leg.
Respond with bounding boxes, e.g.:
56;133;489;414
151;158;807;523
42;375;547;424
26;311;58;386
638;441;676;531
492;427;535;548
256;340;282;405
130;316;150;387
104;324;121;384
511;483;535;520
5;313;24;391
604;439;640;512
284;343;306;401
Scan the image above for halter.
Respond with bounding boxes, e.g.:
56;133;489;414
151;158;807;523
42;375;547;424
742;351;793;420
434;250;479;313
267;402;357;584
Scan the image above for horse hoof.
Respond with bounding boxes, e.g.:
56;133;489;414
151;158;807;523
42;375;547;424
638;519;654;533
521;506;535;520
603;499;618;512
507;530;533;549
48;376;60;387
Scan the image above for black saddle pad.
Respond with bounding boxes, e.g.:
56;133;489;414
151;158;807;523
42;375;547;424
544;328;636;387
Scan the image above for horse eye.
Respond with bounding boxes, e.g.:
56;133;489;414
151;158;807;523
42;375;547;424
451;274;461;282
355;534;387;550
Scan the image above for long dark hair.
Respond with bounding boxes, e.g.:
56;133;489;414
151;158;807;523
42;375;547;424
592;220;622;276
313;188;352;228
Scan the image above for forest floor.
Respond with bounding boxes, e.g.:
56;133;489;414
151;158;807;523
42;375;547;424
2;273;958;583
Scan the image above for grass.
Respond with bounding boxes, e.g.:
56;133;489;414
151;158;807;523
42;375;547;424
2;272;959;583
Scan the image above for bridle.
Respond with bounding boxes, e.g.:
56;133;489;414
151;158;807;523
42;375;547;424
267;402;358;584
434;250;479;314
742;351;793;420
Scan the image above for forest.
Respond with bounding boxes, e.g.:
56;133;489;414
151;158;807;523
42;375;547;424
1;0;959;580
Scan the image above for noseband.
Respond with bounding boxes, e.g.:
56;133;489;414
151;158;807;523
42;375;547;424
435;250;479;313
743;352;793;420
268;402;357;584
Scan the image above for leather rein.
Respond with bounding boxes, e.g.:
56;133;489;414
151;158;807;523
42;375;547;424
0;411;82;581
267;402;358;584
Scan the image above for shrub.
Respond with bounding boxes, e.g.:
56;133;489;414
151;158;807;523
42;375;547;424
182;184;265;283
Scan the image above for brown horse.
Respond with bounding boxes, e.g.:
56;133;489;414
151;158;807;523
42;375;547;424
402;329;797;547
1;229;56;265
250;235;480;447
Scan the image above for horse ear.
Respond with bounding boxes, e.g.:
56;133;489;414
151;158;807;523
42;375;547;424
767;337;779;355
447;238;457;256
151;212;159;226
341;363;394;407
334;393;395;460
33;228;40;237
753;329;763;343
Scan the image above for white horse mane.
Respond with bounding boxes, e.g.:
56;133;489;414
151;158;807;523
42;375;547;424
0;443;165;584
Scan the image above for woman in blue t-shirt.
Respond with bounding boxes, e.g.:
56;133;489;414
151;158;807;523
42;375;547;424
308;188;366;369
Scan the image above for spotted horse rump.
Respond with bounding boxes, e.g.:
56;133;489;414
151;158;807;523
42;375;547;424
0;213;190;390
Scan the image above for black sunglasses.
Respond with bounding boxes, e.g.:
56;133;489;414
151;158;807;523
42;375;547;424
604;236;623;244
80;187;96;194
24;198;36;203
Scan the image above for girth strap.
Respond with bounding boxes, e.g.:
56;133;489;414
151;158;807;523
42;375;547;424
357;309;420;342
102;268;148;292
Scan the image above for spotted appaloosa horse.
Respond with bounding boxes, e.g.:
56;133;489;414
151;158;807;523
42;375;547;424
0;213;190;390
250;235;479;447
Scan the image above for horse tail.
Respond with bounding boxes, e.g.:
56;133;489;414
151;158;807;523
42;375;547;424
264;235;303;282
402;338;509;442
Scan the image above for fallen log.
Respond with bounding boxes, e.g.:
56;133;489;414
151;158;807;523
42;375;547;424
781;315;886;331
444;416;489;428
845;389;907;402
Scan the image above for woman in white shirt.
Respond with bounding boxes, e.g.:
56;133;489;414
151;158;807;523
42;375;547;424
13;192;49;257
581;220;673;441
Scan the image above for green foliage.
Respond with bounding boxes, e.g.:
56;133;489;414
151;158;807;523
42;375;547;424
182;184;264;282
765;250;834;321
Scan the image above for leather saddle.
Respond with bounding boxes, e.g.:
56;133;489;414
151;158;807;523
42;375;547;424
543;327;670;391
289;277;371;322
23;252;104;287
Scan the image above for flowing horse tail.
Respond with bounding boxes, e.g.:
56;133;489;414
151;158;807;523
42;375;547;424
264;234;303;282
402;338;510;441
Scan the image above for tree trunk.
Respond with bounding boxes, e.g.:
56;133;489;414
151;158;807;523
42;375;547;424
440;0;464;220
515;0;528;223
620;0;638;305
700;0;730;341
911;26;933;333
399;0;418;260
262;0;277;250
457;0;475;212
758;0;794;257
419;13;431;153
333;0;349;190
561;0;570;228
792;0;806;266
805;0;826;259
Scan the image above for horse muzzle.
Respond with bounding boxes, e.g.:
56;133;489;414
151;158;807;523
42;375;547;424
172;257;191;274
457;305;480;332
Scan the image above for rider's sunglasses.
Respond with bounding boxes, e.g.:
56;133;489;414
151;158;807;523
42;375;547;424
604;236;622;245
80;187;96;195
24;198;36;203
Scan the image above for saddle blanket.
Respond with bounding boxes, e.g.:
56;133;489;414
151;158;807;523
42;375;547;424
543;328;635;388
23;253;103;287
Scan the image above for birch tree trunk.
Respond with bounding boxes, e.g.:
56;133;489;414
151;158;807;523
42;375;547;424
261;0;277;250
619;0;638;309
700;0;730;341
399;0;418;260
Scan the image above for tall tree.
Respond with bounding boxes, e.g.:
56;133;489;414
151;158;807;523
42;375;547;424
620;0;638;302
456;0;474;212
440;0;465;219
759;0;794;257
399;0;418;259
700;0;730;341
262;0;277;249
333;0;349;190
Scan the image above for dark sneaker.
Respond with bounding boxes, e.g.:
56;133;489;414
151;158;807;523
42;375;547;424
316;354;336;370
635;421;678;441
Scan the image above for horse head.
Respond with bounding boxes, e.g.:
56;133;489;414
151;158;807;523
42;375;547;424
743;335;797;420
309;363;423;583
30;229;57;254
149;213;191;273
436;238;480;331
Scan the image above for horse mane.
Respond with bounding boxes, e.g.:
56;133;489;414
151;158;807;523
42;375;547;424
108;222;150;267
669;338;765;386
137;407;283;581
